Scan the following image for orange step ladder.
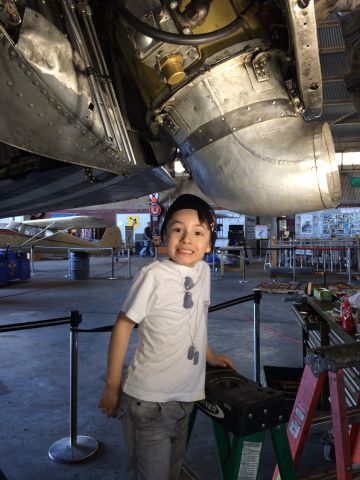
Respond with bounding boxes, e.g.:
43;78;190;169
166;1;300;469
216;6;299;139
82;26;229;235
273;343;360;480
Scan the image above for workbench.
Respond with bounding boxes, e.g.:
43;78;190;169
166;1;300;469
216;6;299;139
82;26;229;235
292;296;360;407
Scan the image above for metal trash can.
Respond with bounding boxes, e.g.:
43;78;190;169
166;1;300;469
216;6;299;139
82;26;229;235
69;251;90;280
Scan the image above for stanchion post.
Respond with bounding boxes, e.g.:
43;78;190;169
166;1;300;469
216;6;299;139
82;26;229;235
253;290;261;383
70;310;81;446
48;311;98;463
108;248;118;280
220;250;224;278
30;245;39;277
347;247;352;285
212;250;216;280
65;248;71;278
292;246;296;282
126;248;132;279
239;247;250;284
154;245;158;262
259;238;262;260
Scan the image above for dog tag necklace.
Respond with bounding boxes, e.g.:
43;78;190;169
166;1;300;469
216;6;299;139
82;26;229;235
183;275;199;365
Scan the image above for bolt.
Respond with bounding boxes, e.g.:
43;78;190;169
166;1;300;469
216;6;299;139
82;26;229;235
188;48;199;60
261;423;266;429
169;1;178;9
298;0;310;8
248;413;253;419
264;409;268;415
182;27;191;35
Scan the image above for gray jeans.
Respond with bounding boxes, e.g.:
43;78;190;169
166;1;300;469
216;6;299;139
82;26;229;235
119;392;194;480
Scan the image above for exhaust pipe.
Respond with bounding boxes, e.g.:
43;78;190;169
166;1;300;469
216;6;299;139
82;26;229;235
157;47;341;215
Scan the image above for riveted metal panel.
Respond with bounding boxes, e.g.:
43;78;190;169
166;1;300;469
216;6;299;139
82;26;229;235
0;9;144;177
285;0;323;119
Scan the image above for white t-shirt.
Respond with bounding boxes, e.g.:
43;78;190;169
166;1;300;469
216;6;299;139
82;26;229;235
121;259;210;402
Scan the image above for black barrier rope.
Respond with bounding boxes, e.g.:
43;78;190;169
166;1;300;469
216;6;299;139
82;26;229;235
0;311;98;464
74;292;261;333
0;316;71;333
72;290;262;383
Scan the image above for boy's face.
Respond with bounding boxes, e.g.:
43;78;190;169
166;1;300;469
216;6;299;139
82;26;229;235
164;209;212;267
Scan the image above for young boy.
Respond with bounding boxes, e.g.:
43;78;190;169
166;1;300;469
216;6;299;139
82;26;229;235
99;194;234;480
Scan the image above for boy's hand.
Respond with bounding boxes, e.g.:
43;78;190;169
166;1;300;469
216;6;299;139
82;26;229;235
206;345;235;369
207;354;235;369
99;386;120;417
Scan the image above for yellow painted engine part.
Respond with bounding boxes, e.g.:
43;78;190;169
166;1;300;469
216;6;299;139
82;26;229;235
115;0;268;107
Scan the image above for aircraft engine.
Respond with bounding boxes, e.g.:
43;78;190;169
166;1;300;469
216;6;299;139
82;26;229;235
114;0;341;215
0;0;349;216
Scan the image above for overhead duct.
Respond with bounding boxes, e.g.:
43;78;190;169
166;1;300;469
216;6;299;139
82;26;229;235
156;48;341;216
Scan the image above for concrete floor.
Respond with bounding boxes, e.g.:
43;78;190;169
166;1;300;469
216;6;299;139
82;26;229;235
0;254;339;479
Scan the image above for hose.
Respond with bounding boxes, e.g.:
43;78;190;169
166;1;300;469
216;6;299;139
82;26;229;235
114;2;246;46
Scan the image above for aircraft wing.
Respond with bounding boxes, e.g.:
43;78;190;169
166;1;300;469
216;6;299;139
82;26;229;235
0;162;175;218
22;215;113;230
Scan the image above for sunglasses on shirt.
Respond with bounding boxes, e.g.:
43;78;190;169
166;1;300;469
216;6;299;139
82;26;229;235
183;276;194;309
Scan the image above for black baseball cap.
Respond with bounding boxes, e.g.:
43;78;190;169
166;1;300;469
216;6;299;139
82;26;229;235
161;194;217;249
